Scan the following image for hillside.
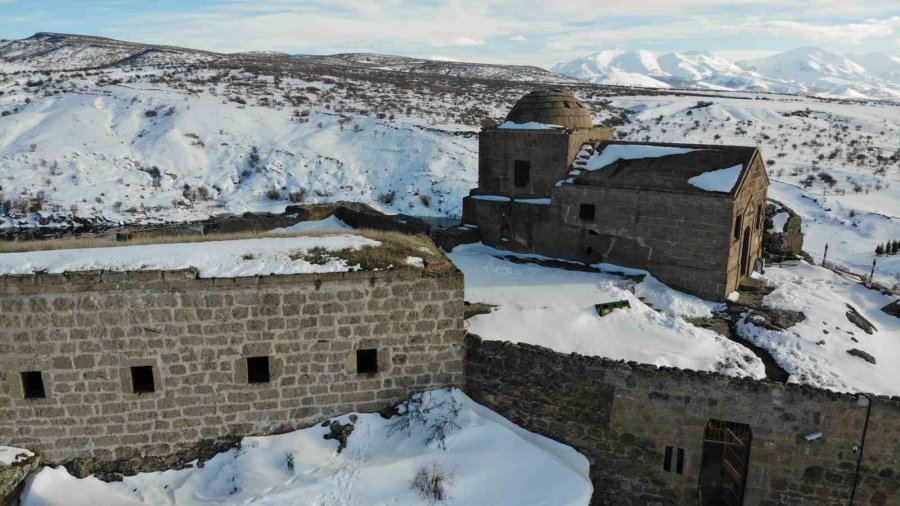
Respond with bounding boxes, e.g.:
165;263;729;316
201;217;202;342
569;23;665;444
554;47;900;100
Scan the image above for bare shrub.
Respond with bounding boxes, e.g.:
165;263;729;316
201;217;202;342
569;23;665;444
265;188;281;200
388;389;461;450
419;194;431;207
411;464;454;503
288;189;306;203
378;191;396;205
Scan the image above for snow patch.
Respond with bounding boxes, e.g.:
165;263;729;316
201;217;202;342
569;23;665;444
497;121;564;130
0;446;33;466
586;145;700;171
514;198;552;205
271;215;350;233
0;235;380;277
687;164;743;193
769;211;789;233
471;195;511;202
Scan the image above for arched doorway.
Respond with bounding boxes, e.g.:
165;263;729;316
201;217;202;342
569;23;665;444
740;226;752;277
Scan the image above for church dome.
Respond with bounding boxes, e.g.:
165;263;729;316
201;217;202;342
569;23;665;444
505;89;593;130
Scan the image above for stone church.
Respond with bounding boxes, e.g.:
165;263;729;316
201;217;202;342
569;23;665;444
463;89;769;301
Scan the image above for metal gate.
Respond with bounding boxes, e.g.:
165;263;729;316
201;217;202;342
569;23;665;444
701;420;751;506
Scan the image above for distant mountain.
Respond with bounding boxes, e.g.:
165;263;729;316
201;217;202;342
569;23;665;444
553;47;900;100
0;33;578;85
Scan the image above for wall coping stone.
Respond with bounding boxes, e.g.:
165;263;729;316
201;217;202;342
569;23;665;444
465;334;900;406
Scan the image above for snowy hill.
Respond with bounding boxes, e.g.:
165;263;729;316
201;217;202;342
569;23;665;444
554;47;900;99
0;33;576;85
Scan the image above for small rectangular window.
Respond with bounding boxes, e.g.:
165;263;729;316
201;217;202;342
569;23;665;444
246;356;271;384
356;349;378;374
514;160;530;187
21;371;46;399
757;204;764;229
580;203;596;221
734;215;742;241
130;366;155;394
664;446;685;474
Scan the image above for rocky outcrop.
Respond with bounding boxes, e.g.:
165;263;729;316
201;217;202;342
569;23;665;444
0;452;40;506
847;348;877;364
846;304;877;335
882;300;900;318
763;201;804;261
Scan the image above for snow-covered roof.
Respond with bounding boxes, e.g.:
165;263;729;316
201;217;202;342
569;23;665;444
0;232;443;278
568;141;758;196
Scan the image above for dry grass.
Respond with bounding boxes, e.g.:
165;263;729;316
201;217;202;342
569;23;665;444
0;228;454;275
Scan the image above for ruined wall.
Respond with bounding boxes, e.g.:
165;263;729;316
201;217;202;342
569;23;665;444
477;128;613;199
0;268;465;464
464;336;900;506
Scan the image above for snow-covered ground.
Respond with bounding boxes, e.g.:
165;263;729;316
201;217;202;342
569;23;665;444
450;243;900;396
20;389;592;506
449;243;765;379
0;234;381;277
737;263;900;395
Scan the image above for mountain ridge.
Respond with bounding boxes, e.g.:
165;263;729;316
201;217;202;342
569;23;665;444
553;46;900;100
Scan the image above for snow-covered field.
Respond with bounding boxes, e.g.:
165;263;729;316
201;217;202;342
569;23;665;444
20;389;592;506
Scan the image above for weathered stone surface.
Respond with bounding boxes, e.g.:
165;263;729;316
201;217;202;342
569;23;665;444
745;307;806;331
0;453;40;506
464;334;900;506
0;267;465;467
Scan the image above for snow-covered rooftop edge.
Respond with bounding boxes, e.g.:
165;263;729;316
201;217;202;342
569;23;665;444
0;231;451;279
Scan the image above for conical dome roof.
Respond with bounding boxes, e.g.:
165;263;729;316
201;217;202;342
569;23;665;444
505;89;593;130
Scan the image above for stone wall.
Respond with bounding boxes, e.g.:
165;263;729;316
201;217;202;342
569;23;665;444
727;155;768;291
464;335;900;506
463;185;740;301
477;127;613;199
0;267;465;465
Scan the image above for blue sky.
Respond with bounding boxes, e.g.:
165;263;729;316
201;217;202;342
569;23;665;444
1;0;898;66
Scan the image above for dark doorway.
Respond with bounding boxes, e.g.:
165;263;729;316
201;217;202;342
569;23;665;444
739;226;752;276
699;420;752;506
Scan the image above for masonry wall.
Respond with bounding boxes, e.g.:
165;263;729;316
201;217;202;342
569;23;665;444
0;268;465;464
727;155;768;292
462;186;737;301
464;336;900;506
478;127;613;199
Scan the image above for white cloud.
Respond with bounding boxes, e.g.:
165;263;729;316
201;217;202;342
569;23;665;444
510;35;526;42
436;37;485;47
730;17;900;44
